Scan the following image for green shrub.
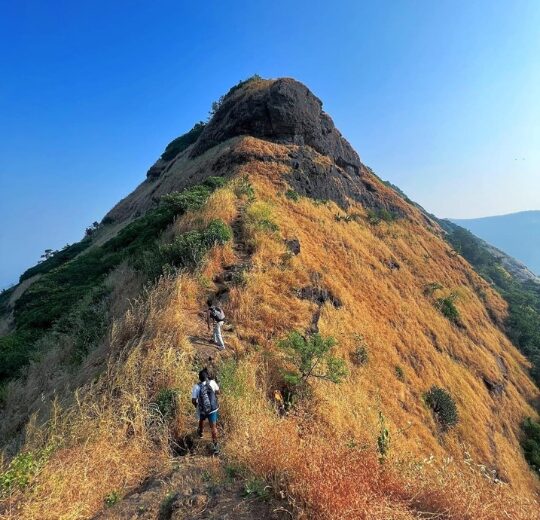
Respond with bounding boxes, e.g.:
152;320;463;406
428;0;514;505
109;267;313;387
0;448;51;495
424;386;459;430
245;202;279;233
366;208;397;225
351;346;369;366
233;175;255;201
350;334;369;366
278;331;347;386
395;365;405;381
104;490;120;507
436;293;461;324
285;189;300;201
161;220;232;270
521;417;540;473
424;282;444;296
153;388;179;419
243;477;270;500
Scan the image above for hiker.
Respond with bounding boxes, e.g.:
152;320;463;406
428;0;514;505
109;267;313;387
207;301;225;350
191;368;220;454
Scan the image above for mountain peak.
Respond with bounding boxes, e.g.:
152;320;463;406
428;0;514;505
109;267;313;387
190;77;362;175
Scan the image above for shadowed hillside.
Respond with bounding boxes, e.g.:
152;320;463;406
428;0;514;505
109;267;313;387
1;77;539;519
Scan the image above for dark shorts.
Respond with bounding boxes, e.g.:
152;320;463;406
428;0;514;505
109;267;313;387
200;410;218;424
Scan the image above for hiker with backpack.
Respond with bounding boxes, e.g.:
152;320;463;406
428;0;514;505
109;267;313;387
191;368;220;454
207;301;225;350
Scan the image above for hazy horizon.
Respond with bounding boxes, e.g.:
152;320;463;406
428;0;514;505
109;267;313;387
1;1;539;289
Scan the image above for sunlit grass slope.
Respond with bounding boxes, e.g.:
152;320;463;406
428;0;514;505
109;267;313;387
1;136;539;519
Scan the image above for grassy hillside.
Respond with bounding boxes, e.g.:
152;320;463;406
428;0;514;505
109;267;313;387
1;78;539;519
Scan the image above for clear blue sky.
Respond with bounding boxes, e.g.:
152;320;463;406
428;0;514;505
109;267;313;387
1;1;539;289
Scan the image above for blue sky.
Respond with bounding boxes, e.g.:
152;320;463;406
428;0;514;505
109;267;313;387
1;1;539;288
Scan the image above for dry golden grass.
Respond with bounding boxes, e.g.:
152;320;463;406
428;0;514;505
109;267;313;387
2;136;540;519
0;274;200;519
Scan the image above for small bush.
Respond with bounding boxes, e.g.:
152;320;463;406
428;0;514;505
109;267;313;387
395;365;405;381
278;331;347;386
424;386;459;430
366;208;397;225
0;448;51;495
521;417;540;473
285;189;300;201
104;490;120;507
153;388;179;419
350;334;369;366
424;282;444;296
436;293;461;324
351;346;369;366
334;213;353;223
161;220;232;270
159;491;178;517
243;477;270;500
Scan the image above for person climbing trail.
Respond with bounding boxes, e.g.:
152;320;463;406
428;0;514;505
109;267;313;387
207;300;225;350
191;368;220;455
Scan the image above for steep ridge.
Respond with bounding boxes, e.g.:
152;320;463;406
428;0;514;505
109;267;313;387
1;77;539;519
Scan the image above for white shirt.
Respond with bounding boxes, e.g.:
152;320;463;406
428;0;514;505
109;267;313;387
191;380;219;400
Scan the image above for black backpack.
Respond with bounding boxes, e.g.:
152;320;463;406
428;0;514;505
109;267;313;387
198;379;218;416
209;306;225;322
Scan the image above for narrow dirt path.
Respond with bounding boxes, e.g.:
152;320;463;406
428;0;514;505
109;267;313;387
190;205;252;368
93;452;290;520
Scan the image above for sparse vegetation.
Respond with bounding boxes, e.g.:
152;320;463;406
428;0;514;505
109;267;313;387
104;490;120;507
424;386;459;430
366;208;397;225
395;365;405;381
284;189;300;201
243;477;270;500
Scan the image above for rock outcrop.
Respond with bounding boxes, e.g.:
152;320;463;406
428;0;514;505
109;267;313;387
190;78;361;175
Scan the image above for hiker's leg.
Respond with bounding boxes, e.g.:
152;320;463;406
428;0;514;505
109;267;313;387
215;321;225;349
198;418;204;436
209;412;218;443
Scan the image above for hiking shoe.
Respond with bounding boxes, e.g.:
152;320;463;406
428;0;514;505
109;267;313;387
212;442;220;455
197;428;203;438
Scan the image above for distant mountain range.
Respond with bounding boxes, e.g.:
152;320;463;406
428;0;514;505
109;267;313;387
452;210;540;276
